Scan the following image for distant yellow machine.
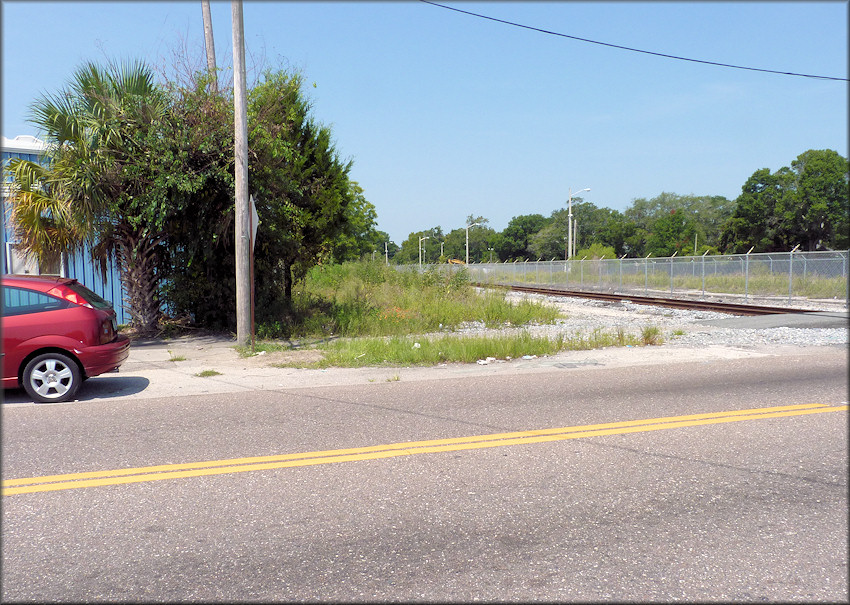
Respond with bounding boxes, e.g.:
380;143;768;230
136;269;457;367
447;258;465;265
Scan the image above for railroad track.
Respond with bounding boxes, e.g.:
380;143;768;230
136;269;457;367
481;284;818;316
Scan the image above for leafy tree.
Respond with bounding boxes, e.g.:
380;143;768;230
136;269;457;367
156;72;237;329
625;192;734;252
721;150;848;253
719;168;793;253
377;232;400;261
393;227;443;265
605;216;645;257
528;211;568;260
8;60;182;333
645;209;697;257
330;182;382;262
442;216;494;262
491;214;549;261
248;70;353;305
569;201;628;254
787;149;849;250
575;243;616;260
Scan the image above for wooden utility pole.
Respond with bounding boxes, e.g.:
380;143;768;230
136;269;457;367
202;1;218;90
232;0;251;346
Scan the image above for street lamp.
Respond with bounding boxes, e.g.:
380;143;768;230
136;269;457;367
488;247;494;263
465;222;480;265
419;236;430;269
567;187;590;260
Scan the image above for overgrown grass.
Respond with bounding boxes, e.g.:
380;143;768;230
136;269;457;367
256;261;560;340
250;261;667;368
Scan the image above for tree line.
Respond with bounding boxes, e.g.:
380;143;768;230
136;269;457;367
392;149;848;265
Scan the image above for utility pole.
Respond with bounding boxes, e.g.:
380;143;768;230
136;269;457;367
202;1;218;90
232;0;251;347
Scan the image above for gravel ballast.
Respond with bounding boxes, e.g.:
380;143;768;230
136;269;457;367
486;291;849;349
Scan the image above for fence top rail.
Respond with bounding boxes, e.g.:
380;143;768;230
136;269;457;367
395;249;849;270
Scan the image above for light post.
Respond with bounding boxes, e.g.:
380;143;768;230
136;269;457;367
572;218;578;258
419;236;430;269
488;247;494;263
567;187;590;260
465;222;480;265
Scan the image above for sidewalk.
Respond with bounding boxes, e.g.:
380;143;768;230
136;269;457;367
1;335;782;406
3;311;845;405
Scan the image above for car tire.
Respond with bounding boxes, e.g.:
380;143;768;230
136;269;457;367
22;353;82;403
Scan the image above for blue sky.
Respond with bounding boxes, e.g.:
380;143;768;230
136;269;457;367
2;1;847;244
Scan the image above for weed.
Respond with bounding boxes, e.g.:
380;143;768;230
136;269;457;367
196;369;221;377
167;350;186;362
641;326;663;346
615;326;627;346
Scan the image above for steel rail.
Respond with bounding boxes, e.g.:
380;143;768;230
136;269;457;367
481;284;818;316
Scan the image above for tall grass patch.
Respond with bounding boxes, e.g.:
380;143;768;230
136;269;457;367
257;261;560;339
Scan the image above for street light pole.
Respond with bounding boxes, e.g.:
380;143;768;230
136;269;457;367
567;187;590;260
419;236;430;269
466;222;480;265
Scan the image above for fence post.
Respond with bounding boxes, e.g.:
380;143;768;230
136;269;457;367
598;255;605;290
701;250;708;298
744;246;754;302
644;254;650;294
845;251;849;310
669;251;677;294
788;244;800;303
619;256;623;291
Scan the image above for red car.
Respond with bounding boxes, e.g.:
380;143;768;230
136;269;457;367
2;274;130;403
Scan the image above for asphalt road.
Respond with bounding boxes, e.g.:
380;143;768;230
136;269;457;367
2;347;847;602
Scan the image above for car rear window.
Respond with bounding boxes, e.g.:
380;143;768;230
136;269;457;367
2;286;71;316
66;283;114;309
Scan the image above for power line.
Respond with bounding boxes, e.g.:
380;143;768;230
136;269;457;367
420;1;848;82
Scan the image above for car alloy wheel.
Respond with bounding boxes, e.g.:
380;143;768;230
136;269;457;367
22;353;82;403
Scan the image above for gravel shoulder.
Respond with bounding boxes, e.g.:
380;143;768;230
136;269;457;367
3;293;846;404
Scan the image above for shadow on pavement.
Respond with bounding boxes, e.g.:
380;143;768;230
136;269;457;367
2;375;151;405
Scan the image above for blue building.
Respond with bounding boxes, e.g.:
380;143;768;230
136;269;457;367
2;135;129;324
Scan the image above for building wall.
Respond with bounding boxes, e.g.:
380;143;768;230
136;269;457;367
2;135;130;324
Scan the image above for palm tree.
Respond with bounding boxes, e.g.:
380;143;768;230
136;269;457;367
8;60;170;333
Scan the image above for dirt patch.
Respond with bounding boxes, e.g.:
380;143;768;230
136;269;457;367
248;348;326;367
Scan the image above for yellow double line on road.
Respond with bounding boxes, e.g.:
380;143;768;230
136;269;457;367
3;403;846;496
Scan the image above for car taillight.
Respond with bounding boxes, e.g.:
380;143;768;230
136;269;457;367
100;317;115;344
47;285;93;308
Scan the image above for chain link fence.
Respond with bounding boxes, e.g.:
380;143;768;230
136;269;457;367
412;250;849;309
